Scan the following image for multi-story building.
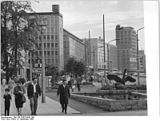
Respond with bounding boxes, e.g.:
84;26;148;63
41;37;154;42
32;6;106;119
63;29;85;66
84;37;117;71
116;25;137;72
139;50;146;73
29;5;64;71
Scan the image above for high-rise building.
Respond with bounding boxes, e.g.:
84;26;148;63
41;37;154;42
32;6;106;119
29;5;64;71
63;29;85;66
139;50;146;73
116;25;137;72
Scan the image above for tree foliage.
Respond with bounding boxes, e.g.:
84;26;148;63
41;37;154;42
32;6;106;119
65;57;86;76
46;66;59;87
1;1;39;83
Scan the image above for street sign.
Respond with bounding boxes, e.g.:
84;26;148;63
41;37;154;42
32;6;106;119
32;68;42;73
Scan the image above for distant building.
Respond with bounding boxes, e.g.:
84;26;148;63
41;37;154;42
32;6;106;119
63;29;85;66
139;50;146;73
84;37;117;71
29;5;64;71
116;25;137;72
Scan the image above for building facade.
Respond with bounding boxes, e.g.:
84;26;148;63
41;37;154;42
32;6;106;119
63;29;85;66
139;50;146;73
29;5;64;71
84;37;117;71
116;25;137;72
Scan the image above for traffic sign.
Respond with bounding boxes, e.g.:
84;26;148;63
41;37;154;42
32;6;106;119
33;68;42;73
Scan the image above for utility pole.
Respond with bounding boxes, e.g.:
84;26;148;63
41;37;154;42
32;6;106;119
88;30;91;68
39;24;47;103
136;27;144;86
29;51;33;82
103;14;107;83
107;43;109;73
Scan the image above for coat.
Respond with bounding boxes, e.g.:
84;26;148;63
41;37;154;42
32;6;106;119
13;85;25;108
57;84;70;104
27;83;41;99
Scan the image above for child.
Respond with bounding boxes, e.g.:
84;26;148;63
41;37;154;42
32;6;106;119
3;88;12;116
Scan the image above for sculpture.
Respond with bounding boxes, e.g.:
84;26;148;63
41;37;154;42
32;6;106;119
107;69;136;85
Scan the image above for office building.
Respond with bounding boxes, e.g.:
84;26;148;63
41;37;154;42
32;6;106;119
116;25;137;72
63;29;85;66
84;37;117;71
29;5;64;71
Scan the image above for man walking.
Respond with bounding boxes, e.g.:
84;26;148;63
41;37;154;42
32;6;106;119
57;79;70;114
27;78;41;115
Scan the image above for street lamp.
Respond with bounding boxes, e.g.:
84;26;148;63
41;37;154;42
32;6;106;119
136;27;144;86
103;14;107;84
39;24;47;103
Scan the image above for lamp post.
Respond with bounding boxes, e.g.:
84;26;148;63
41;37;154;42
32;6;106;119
136;27;144;86
103;14;107;83
39;24;47;103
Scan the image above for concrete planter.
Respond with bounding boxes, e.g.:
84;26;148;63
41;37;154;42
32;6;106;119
71;91;147;112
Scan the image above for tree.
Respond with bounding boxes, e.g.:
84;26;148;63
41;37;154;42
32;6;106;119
46;66;59;87
65;57;86;76
1;1;39;83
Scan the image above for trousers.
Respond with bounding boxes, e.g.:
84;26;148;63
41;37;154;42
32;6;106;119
30;93;38;115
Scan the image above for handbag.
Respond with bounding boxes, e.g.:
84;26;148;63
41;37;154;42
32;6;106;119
22;94;26;103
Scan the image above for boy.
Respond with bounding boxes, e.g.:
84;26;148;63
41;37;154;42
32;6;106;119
3;88;12;116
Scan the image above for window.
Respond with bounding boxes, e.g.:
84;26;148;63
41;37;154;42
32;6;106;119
39;51;42;55
55;43;58;47
47;51;50;55
39;43;42;48
55;51;58;55
51;43;54;47
39;35;42;40
43;35;46;39
47;43;50;47
51;35;54;39
52;51;54;55
47;35;50;40
44;43;46;48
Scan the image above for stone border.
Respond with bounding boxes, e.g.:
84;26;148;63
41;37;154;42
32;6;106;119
70;93;147;112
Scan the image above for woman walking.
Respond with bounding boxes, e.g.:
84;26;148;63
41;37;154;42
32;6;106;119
13;80;26;116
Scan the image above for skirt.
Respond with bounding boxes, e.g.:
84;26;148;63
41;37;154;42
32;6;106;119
15;94;23;108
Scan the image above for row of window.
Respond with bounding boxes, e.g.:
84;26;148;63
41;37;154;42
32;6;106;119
39;35;58;40
34;51;58;56
38;43;58;48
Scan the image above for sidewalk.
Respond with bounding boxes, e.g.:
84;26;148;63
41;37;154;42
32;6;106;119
1;86;80;116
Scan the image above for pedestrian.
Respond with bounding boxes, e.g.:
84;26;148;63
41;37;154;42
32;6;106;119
27;78;41;115
57;79;70;114
3;88;12;116
8;77;14;94
77;76;81;92
13;81;26;116
2;78;6;89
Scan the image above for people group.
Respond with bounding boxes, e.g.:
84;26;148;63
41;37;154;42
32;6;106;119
2;73;95;116
2;76;41;116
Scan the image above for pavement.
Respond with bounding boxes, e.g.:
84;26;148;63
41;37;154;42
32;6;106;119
1;84;147;116
1;86;80;116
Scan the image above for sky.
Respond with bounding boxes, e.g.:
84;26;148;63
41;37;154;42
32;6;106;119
31;0;145;50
